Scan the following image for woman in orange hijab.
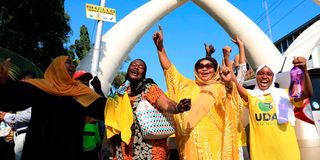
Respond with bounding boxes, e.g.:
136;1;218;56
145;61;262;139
0;56;107;160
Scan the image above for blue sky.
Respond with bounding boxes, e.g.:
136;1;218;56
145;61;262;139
65;0;319;90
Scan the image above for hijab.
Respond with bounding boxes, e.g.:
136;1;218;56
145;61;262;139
24;56;101;107
125;59;155;97
248;64;295;125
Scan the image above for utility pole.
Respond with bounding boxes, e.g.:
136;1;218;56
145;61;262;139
263;0;273;41
91;0;106;76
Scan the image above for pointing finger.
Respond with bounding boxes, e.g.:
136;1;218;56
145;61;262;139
158;24;163;33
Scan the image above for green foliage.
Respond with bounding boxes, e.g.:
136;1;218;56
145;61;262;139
0;0;71;70
79;25;91;59
68;25;91;60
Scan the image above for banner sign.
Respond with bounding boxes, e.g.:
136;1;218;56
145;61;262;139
85;3;116;23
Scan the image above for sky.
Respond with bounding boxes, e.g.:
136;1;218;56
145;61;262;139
65;0;319;90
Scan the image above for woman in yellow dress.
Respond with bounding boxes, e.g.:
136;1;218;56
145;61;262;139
152;26;243;160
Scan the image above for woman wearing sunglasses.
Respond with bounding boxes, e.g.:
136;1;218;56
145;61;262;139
152;25;243;160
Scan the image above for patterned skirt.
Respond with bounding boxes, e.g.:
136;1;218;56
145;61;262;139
111;126;168;160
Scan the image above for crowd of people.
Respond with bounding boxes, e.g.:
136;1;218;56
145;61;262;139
0;25;314;160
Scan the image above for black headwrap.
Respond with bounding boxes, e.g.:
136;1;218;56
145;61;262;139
124;59;156;96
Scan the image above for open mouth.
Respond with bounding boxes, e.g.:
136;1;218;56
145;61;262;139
131;69;139;77
259;80;269;87
200;72;211;78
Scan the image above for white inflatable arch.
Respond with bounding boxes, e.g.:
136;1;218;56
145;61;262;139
282;20;320;71
78;0;284;94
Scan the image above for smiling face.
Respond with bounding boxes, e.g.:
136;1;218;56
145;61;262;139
196;59;215;81
256;66;274;91
65;56;76;77
127;59;146;81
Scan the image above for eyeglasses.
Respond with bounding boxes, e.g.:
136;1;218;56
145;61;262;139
196;63;214;69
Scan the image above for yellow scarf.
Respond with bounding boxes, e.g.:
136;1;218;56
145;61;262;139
185;66;221;128
25;56;101;107
105;93;133;145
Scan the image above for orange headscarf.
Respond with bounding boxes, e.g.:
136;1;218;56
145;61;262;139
24;56;101;107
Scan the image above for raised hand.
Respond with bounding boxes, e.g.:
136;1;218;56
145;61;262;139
222;46;232;58
292;56;313;99
176;98;191;113
0;58;11;84
222;46;232;69
90;76;101;90
231;35;244;47
204;43;215;57
91;76;105;97
152;25;164;51
220;60;232;84
292;56;307;71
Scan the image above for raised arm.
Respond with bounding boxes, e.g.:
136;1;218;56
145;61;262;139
229;63;249;102
232;36;247;85
292;56;313;101
152;25;172;70
232;35;245;64
90;76;105;97
204;43;215;56
222;46;233;70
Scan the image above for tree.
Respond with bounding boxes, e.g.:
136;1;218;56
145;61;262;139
68;25;91;60
78;25;91;59
0;0;71;70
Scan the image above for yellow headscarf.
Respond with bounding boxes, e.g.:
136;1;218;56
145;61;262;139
25;56;101;107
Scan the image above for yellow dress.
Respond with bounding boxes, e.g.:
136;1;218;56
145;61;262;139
164;65;242;160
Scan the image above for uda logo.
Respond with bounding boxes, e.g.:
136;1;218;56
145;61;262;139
255;101;277;122
258;101;273;112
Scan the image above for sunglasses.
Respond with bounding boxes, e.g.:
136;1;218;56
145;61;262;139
196;63;214;69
